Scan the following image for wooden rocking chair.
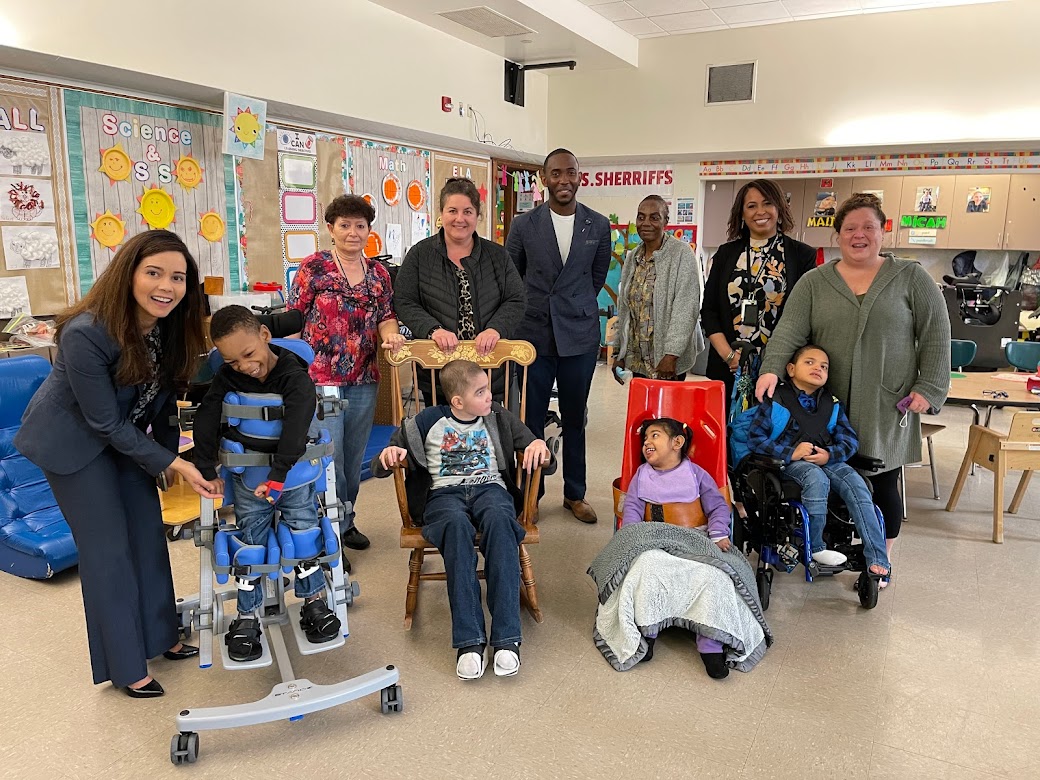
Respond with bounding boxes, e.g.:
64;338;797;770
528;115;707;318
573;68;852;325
384;339;544;629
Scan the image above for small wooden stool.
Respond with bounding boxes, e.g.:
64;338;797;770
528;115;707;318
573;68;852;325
946;412;1040;543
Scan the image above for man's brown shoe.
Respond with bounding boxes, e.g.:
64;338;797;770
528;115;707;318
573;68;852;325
564;498;598;524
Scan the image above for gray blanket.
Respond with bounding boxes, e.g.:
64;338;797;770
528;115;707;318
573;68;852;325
587;522;774;672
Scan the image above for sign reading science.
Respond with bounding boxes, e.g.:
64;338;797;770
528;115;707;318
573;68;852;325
579;165;674;197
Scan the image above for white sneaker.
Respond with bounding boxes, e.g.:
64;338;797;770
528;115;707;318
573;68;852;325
456;649;486;680
812;549;848;566
493;648;521;677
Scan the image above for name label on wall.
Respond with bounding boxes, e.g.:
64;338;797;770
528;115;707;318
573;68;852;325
579;165;674;196
900;215;948;229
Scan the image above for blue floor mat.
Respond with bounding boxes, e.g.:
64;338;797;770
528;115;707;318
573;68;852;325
360;425;395;482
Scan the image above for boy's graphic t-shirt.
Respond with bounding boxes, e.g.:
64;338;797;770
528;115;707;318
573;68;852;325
424;412;504;490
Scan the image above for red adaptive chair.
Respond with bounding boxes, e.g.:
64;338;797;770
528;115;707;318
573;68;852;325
612;378;730;531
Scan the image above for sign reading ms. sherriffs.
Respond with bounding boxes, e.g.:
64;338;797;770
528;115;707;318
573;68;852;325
579;165;674;197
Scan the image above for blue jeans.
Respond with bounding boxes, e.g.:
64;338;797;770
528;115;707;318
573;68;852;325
232;476;324;613
522;351;598;501
421;483;526;649
783;460;891;572
325;383;379;531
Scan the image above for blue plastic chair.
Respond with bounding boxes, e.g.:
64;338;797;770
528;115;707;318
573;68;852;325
951;339;977;371
1005;341;1040;373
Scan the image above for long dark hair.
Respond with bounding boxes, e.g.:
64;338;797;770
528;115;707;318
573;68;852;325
57;230;206;385
726;179;795;241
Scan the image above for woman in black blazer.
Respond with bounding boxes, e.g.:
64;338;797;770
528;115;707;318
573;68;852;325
701;179;817;411
15;230;220;697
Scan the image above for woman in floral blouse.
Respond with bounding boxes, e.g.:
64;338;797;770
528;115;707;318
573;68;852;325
701;179;817;414
289;195;404;555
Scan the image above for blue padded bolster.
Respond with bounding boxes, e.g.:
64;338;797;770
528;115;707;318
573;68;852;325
276;516;340;572
224;391;284;440
213;529;281;584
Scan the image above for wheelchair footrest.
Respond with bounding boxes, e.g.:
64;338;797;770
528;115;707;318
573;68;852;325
287;600;346;656
219;624;273;671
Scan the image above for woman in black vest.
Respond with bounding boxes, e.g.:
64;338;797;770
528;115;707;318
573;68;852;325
701;179;817;413
395;177;526;404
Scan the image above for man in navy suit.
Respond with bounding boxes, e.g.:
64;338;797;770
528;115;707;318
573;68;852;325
506;148;610;523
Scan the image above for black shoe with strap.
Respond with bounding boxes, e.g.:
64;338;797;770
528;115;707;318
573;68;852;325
300;599;341;643
225;616;263;662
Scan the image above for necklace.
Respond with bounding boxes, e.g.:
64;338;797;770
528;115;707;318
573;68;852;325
332;246;364;279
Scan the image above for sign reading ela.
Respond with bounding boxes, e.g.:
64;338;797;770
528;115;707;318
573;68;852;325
900;214;947;229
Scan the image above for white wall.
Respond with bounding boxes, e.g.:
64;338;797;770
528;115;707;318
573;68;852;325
0;0;548;155
548;0;1040;158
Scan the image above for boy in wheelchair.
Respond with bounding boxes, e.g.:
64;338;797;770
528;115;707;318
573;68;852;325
374;360;548;680
192;305;340;662
746;345;890;580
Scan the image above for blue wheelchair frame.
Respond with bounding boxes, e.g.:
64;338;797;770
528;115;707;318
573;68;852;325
169;339;401;765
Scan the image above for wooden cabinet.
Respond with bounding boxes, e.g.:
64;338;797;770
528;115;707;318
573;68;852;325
777;180;807;240
895;175;957;249
800;177;853;249
701;180;734;250
946;174;1011;250
1003;174;1040;251
851;176;902;248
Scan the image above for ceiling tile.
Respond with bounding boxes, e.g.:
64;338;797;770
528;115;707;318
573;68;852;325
714;1;792;22
637;30;672;37
588;2;643;21
628;0;708;15
650;9;727;30
615;16;667;34
706;0;772;8
782;0;861;14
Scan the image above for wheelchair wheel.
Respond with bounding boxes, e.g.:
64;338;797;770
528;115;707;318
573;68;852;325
170;731;199;764
856;571;879;610
380;684;404;714
756;569;772;611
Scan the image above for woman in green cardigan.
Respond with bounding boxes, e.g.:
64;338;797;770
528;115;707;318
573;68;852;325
755;193;950;580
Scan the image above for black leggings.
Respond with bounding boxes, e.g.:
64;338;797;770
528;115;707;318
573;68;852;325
868;467;903;540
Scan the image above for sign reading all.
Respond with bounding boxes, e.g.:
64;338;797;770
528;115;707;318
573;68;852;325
900;214;948;229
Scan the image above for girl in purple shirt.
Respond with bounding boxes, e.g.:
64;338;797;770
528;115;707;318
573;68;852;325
621;417;732;678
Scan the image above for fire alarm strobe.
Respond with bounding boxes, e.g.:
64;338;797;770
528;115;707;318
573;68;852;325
442;96;453;113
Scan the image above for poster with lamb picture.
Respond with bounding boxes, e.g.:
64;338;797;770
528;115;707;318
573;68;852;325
0;129;51;177
2;225;59;270
0;177;54;222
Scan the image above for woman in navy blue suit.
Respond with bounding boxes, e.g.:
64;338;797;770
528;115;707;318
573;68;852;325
15;230;221;697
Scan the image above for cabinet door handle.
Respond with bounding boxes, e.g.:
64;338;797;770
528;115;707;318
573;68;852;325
998;232;1003;247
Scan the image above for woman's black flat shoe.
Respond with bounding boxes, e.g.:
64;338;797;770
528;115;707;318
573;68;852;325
163;644;199;661
125;679;165;698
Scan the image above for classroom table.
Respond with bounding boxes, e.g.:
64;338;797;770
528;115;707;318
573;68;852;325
947;371;1040;426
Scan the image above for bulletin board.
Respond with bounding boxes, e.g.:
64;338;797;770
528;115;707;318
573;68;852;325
347;139;431;263
63;89;240;296
430;152;492;238
0;77;75;317
236;128;348;290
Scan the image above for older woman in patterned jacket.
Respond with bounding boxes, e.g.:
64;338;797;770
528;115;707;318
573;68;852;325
613;195;704;384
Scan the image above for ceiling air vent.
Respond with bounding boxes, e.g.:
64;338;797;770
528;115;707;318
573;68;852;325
706;62;756;105
437;6;535;38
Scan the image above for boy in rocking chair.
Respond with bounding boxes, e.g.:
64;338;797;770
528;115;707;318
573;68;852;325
373;360;548;680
